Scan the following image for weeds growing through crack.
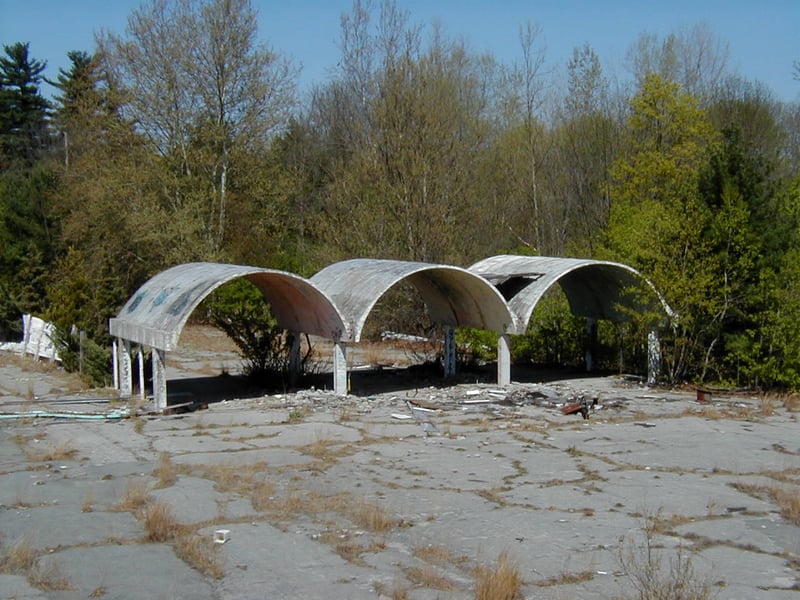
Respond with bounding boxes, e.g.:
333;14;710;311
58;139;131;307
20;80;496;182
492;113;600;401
114;479;150;512
0;534;36;572
153;452;182;488
350;498;398;532
28;558;73;590
404;565;457;591
250;481;275;511
535;569;595;587
137;498;225;578
0;535;73;591
731;481;800;525
616;510;718;600
142;500;182;542
23;440;78;462
173;533;225;579
81;491;95;513
473;550;523;600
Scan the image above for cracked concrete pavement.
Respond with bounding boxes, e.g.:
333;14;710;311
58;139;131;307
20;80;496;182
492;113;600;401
1;331;799;599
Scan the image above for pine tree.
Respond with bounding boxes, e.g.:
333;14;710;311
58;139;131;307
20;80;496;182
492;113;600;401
0;42;51;166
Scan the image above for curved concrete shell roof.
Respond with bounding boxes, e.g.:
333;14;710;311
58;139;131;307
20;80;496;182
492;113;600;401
469;255;671;330
109;262;346;351
311;258;518;341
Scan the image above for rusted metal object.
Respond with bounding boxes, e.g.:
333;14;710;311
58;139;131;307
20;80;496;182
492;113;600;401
561;396;594;419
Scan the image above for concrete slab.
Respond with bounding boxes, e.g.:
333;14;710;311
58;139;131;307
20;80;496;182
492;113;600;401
2;356;799;598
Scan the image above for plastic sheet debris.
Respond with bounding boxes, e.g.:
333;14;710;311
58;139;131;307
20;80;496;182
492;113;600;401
0;409;130;420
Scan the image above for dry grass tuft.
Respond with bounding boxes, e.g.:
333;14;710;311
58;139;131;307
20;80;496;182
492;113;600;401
730;482;800;525
287;407;309;423
174;534;225;579
81;492;95;513
0;534;37;573
349;498;397;533
114;479;150;512
474;551;523;600
153;452;181;488
782;394;800;412
24;440;79;462
132;417;146;434
28;558;73;591
617;511;717;600
772;487;800;525
332;540;386;565
536;570;594;587
413;544;460;567
143;500;183;542
302;433;339;460
758;396;776;416
250;481;275;512
404;565;457;591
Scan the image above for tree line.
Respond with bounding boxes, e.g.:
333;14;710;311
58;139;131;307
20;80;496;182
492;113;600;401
2;0;800;388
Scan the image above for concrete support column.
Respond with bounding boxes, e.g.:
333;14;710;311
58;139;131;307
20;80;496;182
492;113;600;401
288;332;300;388
152;348;167;411
137;347;146;400
647;329;661;386
497;333;511;386
119;339;133;398
112;339;119;389
585;318;598;372
443;326;456;377
333;340;348;396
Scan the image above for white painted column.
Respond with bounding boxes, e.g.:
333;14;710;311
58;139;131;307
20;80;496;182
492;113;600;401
333;340;348;396
137;347;146;400
112;339;119;389
119;339;133;398
497;333;511;386
647;329;661;385
443;326;456;377
152;348;167;411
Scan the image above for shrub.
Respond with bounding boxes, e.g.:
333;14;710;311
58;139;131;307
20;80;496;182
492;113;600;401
54;326;112;387
201;279;301;385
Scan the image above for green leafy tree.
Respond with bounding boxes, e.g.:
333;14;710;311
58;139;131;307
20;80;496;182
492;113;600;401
604;74;720;382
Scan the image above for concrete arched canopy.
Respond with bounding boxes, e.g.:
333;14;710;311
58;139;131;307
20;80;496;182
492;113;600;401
310;258;519;342
109;262;348;409
468;255;672;331
109;262;347;351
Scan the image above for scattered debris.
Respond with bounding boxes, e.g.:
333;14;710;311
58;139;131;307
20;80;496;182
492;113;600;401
406;401;439;435
214;529;230;544
560;396;595;419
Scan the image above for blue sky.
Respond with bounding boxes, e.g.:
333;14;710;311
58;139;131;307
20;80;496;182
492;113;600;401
2;0;799;102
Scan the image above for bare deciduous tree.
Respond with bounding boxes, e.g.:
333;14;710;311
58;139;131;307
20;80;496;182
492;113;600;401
98;0;298;256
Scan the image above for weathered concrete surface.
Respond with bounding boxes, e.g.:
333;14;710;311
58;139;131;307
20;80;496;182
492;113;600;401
1;348;799;599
